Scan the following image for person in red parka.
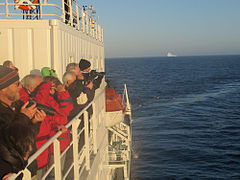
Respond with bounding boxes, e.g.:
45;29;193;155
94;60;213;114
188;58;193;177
43;76;73;155
20;74;73;169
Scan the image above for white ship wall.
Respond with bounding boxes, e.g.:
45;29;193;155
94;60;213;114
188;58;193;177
0;19;104;78
0;19;110;179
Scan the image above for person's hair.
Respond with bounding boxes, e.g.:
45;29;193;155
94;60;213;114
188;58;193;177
43;76;62;87
3;60;12;67
21;74;39;88
62;71;75;84
4;122;35;159
66;63;77;73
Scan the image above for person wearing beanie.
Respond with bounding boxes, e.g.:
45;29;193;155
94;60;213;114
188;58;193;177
79;59;91;71
0;65;46;133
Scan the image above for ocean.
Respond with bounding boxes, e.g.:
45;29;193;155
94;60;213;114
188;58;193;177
105;55;240;180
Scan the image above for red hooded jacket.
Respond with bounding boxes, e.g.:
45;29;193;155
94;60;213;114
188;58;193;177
19;81;73;168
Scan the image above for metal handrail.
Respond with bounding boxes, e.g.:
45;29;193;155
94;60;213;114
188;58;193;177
9;87;105;180
0;0;103;42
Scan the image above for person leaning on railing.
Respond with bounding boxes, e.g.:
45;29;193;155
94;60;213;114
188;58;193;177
20;74;73;171
42;76;73;156
63;70;87;121
0;122;35;180
78;59;105;118
0;65;45;136
0;65;46;179
66;62;81;76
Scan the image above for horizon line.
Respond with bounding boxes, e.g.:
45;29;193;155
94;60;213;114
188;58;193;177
105;54;240;59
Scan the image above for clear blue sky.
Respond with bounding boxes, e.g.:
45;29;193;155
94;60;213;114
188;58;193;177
79;0;240;58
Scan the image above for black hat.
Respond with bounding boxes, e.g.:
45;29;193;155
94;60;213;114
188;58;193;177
79;59;91;71
0;65;19;90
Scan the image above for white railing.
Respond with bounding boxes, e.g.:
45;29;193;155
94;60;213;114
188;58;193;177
0;0;103;42
9;87;105;180
107;84;132;180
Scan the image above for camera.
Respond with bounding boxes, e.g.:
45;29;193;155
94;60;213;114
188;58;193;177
83;70;105;85
27;98;56;116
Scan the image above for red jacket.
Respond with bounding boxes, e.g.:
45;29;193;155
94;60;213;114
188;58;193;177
19;81;73;168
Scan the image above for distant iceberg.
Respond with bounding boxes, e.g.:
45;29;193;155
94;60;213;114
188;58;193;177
167;52;176;57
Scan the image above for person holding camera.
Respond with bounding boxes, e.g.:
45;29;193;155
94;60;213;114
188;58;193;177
20;74;73;170
78;59;105;120
78;59;105;102
0;66;45;133
0;66;46;179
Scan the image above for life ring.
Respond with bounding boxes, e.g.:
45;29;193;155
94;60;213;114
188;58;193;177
14;0;38;11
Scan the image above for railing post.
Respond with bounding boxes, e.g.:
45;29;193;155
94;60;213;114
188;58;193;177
61;0;65;23
72;120;80;179
92;103;97;154
82;8;85;32
85;12;89;34
124;164;128;179
93;20;96;39
98;24;100;41
6;0;9;19
89;16;92;37
53;139;62;180
84;111;90;170
124;84;131;114
127;125;131;152
76;4;80;30
39;0;42;20
101;27;104;42
22;169;31;180
69;0;73;26
95;21;98;40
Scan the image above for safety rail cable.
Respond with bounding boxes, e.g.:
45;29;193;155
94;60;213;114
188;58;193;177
0;0;103;42
8;87;105;180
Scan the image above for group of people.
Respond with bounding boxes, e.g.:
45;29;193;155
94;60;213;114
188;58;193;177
0;59;105;180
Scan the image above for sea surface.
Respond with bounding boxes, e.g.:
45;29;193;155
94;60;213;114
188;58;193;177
105;55;240;180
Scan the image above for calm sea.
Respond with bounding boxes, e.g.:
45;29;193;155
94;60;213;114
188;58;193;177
106;55;240;180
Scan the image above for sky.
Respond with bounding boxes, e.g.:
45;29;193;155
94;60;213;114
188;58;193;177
78;0;240;58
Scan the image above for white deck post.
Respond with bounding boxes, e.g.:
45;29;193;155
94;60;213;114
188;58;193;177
69;0;73;26
89;16;92;37
53;139;62;180
84;111;90;170
22;168;31;180
98;25;100;41
124;165;128;180
95;21;98;40
61;0;65;22
127;125;130;152
92;20;95;39
82;8;85;32
124;84;131;115
72;120;80;179
39;0;42;20
85;12;89;34
76;4;80;30
6;0;9;19
92;103;97;154
101;27;104;42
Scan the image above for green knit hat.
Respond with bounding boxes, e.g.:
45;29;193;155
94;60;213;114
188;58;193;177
41;67;57;77
0;65;19;90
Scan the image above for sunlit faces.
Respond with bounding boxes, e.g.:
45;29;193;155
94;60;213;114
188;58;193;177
75;65;80;75
28;76;43;93
1;80;21;102
83;67;91;72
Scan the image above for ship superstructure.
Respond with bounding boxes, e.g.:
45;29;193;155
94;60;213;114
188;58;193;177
0;1;132;179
